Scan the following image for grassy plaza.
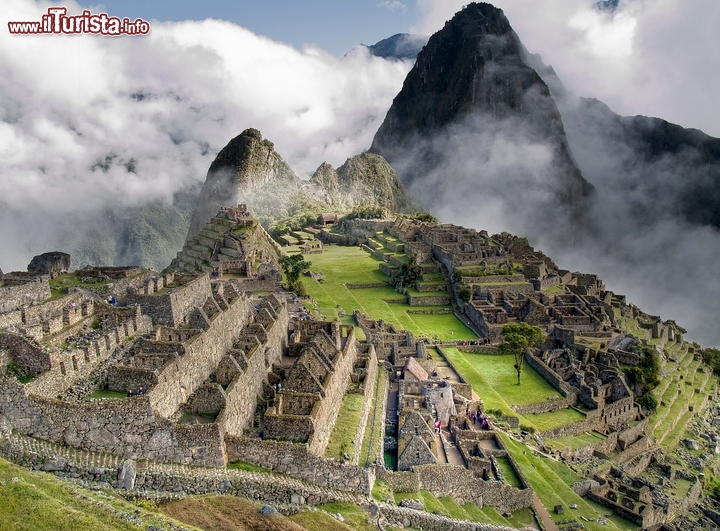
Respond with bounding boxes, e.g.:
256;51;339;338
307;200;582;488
296;244;477;341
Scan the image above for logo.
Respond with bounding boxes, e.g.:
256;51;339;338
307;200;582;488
8;7;150;36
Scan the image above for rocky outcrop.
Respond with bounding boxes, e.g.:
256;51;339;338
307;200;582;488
26;252;71;276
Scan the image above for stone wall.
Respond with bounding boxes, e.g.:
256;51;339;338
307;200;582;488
380;505;524;531
126;274;211;328
225;435;374;494
22;291;75;324
602;396;638;429
408;294;451;306
0;310;22;329
107;366;158;394
24;309;154;399
462;303;491;339
587;487;666;528
0;376;226;465
376;467;421;492
0;332;51;375
218;295;287;438
308;326;358;455
227;278;276;292
617;418;648;450
473;283;533;297
512;396;572;415
147;290;251;419
351;349;378;465
524;352;578;403
379;464;533;515
0;274;50;313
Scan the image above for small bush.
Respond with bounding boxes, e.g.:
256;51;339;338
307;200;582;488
457;283;472;303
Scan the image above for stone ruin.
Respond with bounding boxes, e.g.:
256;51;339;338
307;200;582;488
335;215;708;527
168;203;282;285
0;208;713;528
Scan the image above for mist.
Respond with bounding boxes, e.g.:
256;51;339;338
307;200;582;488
0;0;412;271
413;0;720;138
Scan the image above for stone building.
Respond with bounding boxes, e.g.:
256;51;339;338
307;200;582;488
263;319;357;456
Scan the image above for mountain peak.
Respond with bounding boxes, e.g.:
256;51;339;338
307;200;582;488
370;2;593;225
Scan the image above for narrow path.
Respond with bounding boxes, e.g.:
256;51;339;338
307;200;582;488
533;494;560;531
385;379;399;430
439;428;465;466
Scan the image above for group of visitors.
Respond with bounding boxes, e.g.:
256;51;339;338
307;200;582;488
466;406;490;430
127;387;145;397
456;337;490;346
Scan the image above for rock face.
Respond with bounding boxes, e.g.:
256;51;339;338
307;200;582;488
310;152;416;212
370;2;593;227
556;95;720;231
27;252;71;275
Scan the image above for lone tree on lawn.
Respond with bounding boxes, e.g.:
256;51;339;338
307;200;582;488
279;254;311;294
498;322;545;385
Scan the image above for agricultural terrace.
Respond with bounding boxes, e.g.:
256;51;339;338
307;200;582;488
293;244;476;342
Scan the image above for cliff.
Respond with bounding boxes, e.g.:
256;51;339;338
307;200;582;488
310;152;417;213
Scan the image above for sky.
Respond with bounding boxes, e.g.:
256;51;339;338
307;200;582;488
1;0;719;343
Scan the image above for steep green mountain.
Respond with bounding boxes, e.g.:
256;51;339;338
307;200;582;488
186;128;305;241
186;129;416;242
60;185;200;272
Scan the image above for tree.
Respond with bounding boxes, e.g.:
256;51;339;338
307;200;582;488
498;322;545;385
279;255;311;294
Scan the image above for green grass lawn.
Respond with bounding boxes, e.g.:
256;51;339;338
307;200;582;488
441;347;561;421
493;455;523;488
314;503;377;531
525;408;586;432
545;431;607;452
324;393;366;460
0;457;198;531
88;389;128;400
299;245;476;341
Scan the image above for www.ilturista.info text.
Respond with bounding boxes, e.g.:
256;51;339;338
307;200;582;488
8;7;150;36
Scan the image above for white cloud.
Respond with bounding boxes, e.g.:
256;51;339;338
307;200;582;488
378;1;407;13
0;0;412;270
